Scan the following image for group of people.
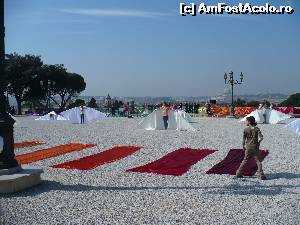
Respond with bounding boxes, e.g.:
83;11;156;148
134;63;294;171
145;102;201;114
60;102;271;180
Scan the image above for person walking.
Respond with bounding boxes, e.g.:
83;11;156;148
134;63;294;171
80;105;85;124
235;116;267;180
161;102;169;130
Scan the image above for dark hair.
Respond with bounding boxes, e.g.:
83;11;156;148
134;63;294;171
246;116;257;126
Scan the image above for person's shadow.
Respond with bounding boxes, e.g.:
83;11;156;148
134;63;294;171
267;172;300;180
1;172;299;198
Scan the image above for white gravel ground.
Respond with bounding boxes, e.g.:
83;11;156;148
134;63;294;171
1;116;299;225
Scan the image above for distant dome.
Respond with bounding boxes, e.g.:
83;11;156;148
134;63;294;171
223;86;230;95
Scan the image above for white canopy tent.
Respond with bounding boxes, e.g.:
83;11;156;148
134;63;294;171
141;109;150;117
285;119;300;134
35;111;67;121
139;109;196;131
240;109;291;124
176;110;195;123
61;107;107;124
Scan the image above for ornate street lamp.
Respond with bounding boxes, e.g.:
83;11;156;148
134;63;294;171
0;0;19;169
224;71;244;117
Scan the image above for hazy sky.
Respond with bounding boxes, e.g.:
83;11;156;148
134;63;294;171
5;0;300;97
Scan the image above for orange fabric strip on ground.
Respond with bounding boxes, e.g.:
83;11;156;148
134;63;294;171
14;141;46;149
16;143;96;164
51;146;142;170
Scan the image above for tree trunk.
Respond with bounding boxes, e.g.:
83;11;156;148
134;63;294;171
17;100;22;115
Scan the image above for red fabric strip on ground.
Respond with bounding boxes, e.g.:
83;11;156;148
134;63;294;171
14;141;46;149
16;143;96;164
127;148;217;176
206;149;269;176
51;146;142;170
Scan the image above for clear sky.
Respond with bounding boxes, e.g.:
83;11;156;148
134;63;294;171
5;0;300;97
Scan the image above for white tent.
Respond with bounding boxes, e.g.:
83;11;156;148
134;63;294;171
35;111;67;121
139;109;196;131
240;109;291;124
285;119;300;134
141;109;150;117
61;107;106;124
176;110;195;123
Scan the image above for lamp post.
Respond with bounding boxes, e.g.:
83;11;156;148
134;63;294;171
224;71;244;118
0;0;19;169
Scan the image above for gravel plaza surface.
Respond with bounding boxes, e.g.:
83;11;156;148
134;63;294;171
1;116;299;225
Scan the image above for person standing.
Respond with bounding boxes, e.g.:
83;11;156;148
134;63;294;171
179;103;183;110
80;106;85;124
161;102;169;130
206;103;212;116
171;103;177;111
235;116;267;180
49;112;55;120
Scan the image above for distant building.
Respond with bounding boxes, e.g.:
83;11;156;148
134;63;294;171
103;94;112;113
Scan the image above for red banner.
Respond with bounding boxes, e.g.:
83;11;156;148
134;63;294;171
206;149;269;176
14;141;46;149
16;143;96;164
235;107;256;117
51;146;141;170
127;148;217;176
273;107;300;115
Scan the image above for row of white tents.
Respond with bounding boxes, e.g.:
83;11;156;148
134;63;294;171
35;107;107;124
139;108;300;134
32;106;300;134
139;109;196;131
240;108;300;135
1;108;297;156
239;108;291;124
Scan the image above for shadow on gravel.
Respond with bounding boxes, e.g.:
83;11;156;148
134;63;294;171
1;176;299;198
267;172;300;180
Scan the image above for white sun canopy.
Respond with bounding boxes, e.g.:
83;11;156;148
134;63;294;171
240;109;291;124
285;119;300;134
61;107;107;124
139;109;196;131
177;110;195;123
35;111;67;121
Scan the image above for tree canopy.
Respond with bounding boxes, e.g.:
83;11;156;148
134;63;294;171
87;97;98;108
279;93;300;107
5;53;86;114
5;53;43;114
67;99;85;109
40;64;86;110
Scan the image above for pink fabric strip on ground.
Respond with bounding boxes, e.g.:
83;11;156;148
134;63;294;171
206;149;269;176
127;148;217;176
